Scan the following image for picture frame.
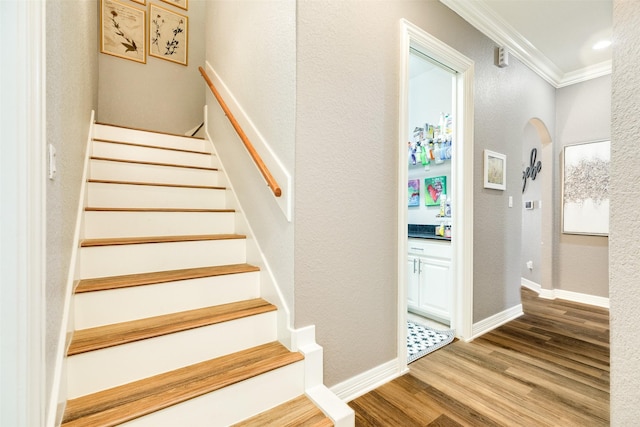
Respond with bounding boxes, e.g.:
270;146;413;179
562;140;610;236
149;4;188;65
408;179;420;207
483;149;506;190
161;0;188;10
424;176;447;206
100;0;146;64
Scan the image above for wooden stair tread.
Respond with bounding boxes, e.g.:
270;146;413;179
91;155;218;171
62;342;304;427
67;298;276;356
81;233;245;247
93;137;209;155
233;395;334;427
85;207;235;213
75;263;260;293
87;178;225;190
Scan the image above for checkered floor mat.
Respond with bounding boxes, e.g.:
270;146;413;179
407;321;455;363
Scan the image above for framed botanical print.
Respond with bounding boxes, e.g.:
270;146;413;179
149;3;188;65
161;0;188;10
100;0;146;64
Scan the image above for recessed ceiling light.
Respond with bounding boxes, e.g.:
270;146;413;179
593;40;612;50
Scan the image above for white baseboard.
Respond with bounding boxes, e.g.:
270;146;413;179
521;277;610;308
330;358;405;403
521;277;541;293
470;304;524;341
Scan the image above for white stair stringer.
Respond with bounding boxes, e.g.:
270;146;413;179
84;209;235;239
66;311;277;398
119;361;305;427
90;157;221;187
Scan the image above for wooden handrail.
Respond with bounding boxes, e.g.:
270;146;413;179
199;66;282;197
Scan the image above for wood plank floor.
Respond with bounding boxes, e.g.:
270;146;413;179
349;288;609;426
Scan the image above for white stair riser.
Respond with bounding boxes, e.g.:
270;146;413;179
84;211;235;239
74;271;260;329
92;140;215;169
94;124;208;152
66;312;278;398
120;361;305;427
90;159;220;187
80;239;247;279
86;182;226;209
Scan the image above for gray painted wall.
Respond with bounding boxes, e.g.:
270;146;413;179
295;0;555;386
45;0;98;416
98;0;205;135
521;123;543;284
555;76;611;297
611;1;640;423
204;0;296;314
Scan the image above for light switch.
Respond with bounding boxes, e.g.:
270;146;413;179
508;196;513;208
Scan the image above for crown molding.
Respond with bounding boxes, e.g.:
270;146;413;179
440;0;611;88
558;59;612;87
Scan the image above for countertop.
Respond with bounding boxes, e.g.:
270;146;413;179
408;224;451;241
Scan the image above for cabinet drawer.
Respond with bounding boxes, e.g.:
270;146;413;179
408;238;451;259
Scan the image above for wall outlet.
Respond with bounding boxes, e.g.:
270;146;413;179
526;260;533;270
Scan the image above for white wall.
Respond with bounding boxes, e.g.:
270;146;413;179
295;0;555;386
555;75;611;297
408;61;453;226
45;0;99;418
611;1;640;423
98;0;205;134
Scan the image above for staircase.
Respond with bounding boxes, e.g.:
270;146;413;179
60;123;350;426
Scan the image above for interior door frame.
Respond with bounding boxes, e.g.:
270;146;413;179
397;19;475;371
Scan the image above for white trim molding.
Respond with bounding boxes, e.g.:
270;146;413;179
330;358;404;403
440;0;611;88
1;0;46;425
471;304;524;341
521;278;610;309
397;19;475;373
521;277;541;294
47;112;96;427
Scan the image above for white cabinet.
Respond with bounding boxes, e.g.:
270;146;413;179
407;239;452;323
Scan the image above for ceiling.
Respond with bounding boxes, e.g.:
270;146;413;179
440;0;612;88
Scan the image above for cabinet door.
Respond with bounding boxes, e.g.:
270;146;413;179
418;256;451;321
407;256;420;309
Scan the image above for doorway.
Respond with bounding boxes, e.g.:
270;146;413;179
397;20;474;370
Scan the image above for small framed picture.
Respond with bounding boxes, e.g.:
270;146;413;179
424;176;447;206
149;4;188;66
100;0;146;64
484;149;506;190
161;0;188;10
408;179;420;207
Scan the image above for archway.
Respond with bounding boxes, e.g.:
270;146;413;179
521;118;553;294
